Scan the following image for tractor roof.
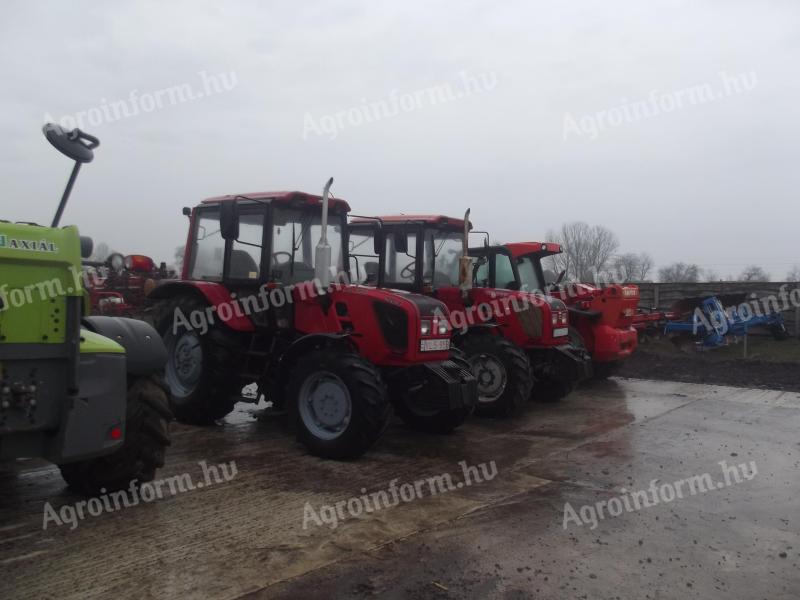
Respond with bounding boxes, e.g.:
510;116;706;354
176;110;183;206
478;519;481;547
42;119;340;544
201;191;351;212
350;215;472;229
505;242;562;258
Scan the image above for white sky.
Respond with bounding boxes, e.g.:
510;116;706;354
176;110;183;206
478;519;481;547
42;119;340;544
1;0;798;279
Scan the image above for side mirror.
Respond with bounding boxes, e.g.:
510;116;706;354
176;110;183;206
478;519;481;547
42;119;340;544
79;236;93;259
182;207;191;217
394;230;408;254
373;227;384;255
220;202;239;241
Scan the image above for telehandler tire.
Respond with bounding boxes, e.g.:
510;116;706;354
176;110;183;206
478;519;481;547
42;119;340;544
59;375;172;495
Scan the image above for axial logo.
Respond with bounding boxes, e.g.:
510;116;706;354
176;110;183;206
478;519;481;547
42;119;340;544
0;235;58;253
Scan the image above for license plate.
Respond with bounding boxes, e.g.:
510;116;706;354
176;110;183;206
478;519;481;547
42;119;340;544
420;338;450;352
553;327;569;338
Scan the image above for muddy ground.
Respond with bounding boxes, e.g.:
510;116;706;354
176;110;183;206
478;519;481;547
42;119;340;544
1;378;799;599
618;337;800;393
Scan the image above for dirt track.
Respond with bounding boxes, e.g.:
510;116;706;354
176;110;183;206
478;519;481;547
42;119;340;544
1;378;798;599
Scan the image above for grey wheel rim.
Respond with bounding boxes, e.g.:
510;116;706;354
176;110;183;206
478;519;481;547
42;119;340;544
468;352;508;403
298;371;352;441
165;330;203;397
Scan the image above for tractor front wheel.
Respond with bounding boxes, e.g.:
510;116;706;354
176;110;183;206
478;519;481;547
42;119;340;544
392;349;475;434
287;349;391;459
461;334;531;418
59;375;172;495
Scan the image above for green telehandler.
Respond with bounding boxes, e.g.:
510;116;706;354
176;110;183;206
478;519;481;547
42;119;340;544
0;124;172;494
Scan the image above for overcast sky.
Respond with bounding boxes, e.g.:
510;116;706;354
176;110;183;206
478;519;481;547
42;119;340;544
1;0;798;279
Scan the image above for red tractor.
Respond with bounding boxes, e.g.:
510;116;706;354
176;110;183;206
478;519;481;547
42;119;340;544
347;213;592;417
148;181;476;459
470;242;639;378
86;253;173;317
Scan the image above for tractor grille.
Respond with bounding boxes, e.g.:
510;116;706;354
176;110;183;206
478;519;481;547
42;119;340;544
373;300;408;352
518;304;543;338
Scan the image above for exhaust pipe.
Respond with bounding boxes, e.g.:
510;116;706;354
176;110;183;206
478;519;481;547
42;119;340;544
458;208;473;298
314;177;334;287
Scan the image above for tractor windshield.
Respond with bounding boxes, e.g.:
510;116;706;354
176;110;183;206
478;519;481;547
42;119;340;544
271;207;343;285
423;229;462;288
515;255;545;292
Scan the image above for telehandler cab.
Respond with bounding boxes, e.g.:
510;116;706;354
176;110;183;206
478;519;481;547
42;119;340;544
0;125;171;494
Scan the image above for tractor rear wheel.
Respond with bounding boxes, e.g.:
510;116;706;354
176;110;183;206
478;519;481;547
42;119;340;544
392;349;475;434
461;334;531;418
154;296;243;424
287;348;391;459
59;375;172;495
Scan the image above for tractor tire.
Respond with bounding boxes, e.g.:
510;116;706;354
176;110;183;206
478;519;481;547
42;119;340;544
592;360;622;380
59;375;172;495
154;295;243;425
461;334;531;418
531;325;582;402
392;349;474;434
286;348;392;459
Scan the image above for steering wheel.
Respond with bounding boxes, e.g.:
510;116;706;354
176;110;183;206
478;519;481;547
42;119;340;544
272;251;292;265
548;269;567;291
400;263;416;280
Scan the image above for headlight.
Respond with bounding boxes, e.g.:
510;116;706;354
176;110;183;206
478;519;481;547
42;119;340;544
420;320;431;336
437;320;448;335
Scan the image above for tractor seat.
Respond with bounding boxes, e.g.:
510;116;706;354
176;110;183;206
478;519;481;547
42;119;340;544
363;261;379;284
230;250;259;279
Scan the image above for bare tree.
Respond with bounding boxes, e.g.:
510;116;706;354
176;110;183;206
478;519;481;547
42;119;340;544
89;242;117;263
738;265;770;282
787;265;800;282
658;262;701;283
612;252;654;282
702;268;720;282
544;222;619;282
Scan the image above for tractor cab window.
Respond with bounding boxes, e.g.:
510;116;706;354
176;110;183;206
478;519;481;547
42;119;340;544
349;229;379;285
230;212;264;280
423;229;462;288
271;207;343;285
189;208;224;281
516;255;544;292
474;253;491;287
494;253;516;289
383;231;418;287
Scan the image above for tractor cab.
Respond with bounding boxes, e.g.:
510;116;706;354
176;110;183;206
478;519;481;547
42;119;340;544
185;191;348;288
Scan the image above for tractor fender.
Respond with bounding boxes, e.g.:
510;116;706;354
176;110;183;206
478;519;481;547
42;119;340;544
82;316;167;375
567;306;602;320
458;323;499;337
147;280;255;332
269;333;353;410
279;332;353;368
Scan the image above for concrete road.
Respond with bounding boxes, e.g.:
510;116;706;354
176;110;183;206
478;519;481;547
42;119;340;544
1;378;798;599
